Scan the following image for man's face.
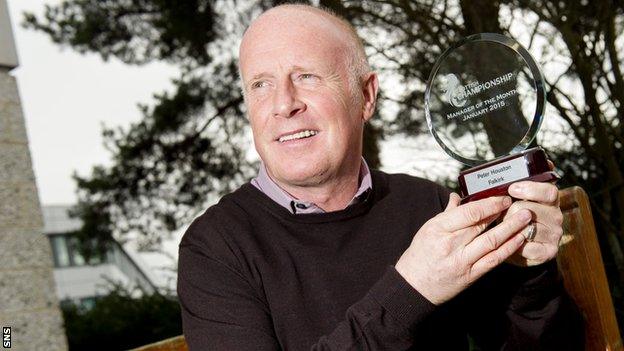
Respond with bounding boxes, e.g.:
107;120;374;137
239;10;365;187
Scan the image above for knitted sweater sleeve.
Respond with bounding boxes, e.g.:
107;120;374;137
178;237;437;350
460;260;585;350
178;241;282;350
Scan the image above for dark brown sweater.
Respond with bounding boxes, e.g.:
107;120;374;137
177;170;583;350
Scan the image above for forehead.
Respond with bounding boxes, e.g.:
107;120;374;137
239;8;351;77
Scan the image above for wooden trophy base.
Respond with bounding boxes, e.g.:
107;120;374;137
458;147;559;204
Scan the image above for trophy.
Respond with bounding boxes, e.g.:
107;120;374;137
425;33;558;203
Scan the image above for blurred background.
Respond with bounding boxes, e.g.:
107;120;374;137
1;0;623;350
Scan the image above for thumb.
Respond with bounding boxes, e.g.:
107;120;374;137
445;192;461;211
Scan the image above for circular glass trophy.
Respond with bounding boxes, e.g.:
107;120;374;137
425;33;558;203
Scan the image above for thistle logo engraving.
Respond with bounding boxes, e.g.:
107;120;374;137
441;74;467;108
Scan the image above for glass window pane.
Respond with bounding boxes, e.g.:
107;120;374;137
68;237;85;266
87;253;102;265
80;297;97;311
87;238;104;265
51;236;70;267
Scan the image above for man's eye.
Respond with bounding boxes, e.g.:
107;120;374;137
251;81;268;89
299;73;318;80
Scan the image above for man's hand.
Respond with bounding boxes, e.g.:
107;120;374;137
395;194;531;305
504;180;563;267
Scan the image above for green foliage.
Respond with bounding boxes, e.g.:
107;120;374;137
24;1;257;250
61;286;182;350
23;0;218;65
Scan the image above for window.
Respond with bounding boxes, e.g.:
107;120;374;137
68;237;86;266
51;236;70;267
48;234;109;267
79;296;97;310
59;296;99;312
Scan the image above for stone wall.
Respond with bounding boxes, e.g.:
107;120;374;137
0;68;68;350
0;0;18;68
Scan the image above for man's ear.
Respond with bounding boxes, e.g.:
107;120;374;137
361;72;379;123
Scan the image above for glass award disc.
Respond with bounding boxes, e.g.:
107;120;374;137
425;33;545;166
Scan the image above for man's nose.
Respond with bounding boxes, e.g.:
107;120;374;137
272;79;305;118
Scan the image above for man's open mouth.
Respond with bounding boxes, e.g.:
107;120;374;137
278;130;318;143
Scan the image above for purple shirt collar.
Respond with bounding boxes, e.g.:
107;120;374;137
251;158;372;214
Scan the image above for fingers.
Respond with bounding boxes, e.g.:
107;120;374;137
505;199;563;236
507;200;561;222
463;209;532;264
525;221;564;246
471;232;527;278
445;192;461;211
502;198;564;267
455;212;504;246
439;196;512;232
514;221;562;261
508;181;559;205
516;241;559;263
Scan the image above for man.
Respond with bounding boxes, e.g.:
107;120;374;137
178;4;582;350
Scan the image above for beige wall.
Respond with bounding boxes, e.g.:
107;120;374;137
0;0;18;69
0;1;68;348
0;66;68;351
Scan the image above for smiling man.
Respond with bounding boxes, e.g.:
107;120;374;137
241;6;375;212
177;4;582;350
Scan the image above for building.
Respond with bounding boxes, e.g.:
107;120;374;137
0;0;68;349
42;205;157;309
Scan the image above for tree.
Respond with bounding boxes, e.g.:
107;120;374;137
25;0;624;325
24;0;257;252
61;284;182;350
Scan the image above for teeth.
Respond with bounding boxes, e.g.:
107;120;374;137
279;130;318;142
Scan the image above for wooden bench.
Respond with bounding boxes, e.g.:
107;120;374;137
131;335;188;351
558;186;622;350
133;187;622;351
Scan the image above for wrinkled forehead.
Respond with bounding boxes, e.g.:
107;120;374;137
239;8;351;77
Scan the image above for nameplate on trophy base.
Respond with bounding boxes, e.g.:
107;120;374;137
458;147;558;203
463;155;529;195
